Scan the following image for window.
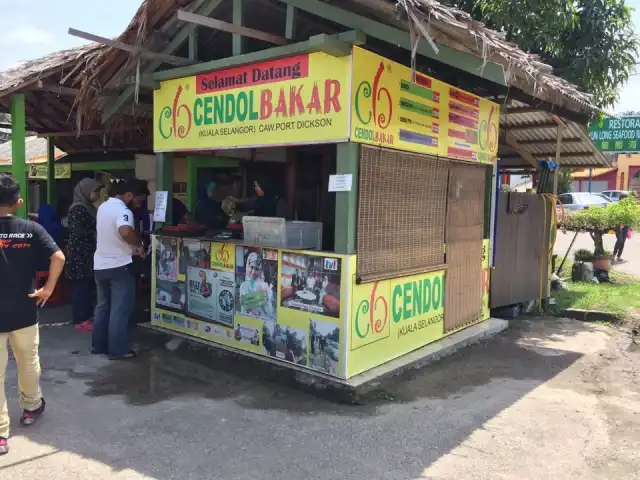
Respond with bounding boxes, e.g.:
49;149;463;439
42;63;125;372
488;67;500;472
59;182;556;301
558;194;572;205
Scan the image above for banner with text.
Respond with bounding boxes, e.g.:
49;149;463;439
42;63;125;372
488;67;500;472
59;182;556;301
350;47;499;164
347;257;446;378
154;52;351;152
28;163;71;179
589;116;640;152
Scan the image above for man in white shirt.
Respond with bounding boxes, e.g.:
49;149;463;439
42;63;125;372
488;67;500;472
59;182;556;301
92;179;145;360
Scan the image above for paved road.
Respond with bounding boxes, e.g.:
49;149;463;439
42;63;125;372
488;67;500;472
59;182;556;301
554;230;640;277
1;308;639;479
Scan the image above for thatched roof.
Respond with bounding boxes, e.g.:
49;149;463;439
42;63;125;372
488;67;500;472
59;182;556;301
72;0;604;130
0;44;102;99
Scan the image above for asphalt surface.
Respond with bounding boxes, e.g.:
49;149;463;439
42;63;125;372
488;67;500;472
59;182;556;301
554;230;640;277
1;308;639;479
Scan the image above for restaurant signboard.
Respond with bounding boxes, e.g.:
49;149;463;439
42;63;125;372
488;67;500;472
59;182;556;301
153;52;351;152
350;47;500;164
589;116;640;152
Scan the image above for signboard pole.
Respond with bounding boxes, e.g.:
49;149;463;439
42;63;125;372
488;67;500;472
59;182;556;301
588;168;592;193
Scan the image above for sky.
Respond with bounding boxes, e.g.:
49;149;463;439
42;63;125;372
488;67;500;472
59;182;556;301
0;0;638;113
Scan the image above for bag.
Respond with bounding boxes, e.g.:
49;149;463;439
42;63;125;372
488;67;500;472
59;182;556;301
627;227;632;239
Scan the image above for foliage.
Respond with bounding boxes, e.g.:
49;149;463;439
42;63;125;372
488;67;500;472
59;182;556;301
446;0;639;107
561;196;640;255
574;248;594;262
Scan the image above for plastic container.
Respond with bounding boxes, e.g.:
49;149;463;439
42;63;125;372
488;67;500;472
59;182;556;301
242;217;322;249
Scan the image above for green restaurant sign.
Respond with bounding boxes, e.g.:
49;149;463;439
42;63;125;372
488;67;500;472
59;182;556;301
589;116;640;152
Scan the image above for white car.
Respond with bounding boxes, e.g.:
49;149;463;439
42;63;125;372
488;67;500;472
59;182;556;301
557;192;612;211
601;190;631;202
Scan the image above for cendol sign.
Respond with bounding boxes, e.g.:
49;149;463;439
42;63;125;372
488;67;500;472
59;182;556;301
589;116;640;152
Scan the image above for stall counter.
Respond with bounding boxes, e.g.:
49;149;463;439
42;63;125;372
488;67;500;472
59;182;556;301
151;234;491;380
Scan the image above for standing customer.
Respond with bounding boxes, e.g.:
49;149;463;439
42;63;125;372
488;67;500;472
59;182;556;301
0;174;65;456
66;178;103;332
92;179;144;360
613;224;630;262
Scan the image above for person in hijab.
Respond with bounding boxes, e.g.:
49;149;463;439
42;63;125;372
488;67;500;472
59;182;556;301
65;178;103;332
194;181;227;229
239;251;274;320
37;204;67;248
252;180;288;218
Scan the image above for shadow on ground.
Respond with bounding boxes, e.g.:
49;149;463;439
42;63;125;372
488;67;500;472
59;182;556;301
0;309;591;480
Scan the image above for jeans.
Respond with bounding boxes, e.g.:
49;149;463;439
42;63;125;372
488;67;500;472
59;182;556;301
93;265;136;357
69;278;94;325
613;227;628;259
0;324;42;438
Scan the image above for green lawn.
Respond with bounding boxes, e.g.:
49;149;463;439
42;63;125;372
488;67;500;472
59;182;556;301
554;263;640;318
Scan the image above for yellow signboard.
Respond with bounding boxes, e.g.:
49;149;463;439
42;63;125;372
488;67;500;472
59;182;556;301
347;261;445;378
28;163;71;179
210;242;235;271
154;52;351;152
350;47;499;164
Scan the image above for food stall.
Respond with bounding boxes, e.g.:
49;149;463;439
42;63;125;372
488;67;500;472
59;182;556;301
151;46;498;380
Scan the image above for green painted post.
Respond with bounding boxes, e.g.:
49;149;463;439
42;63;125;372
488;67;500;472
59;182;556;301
46;137;56;205
11;94;28;218
334;142;359;254
233;0;245;56
156;152;173;226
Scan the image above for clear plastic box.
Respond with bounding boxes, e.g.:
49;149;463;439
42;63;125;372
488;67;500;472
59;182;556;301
242;217;322;250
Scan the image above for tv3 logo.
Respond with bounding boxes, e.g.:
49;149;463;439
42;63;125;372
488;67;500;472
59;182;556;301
323;258;339;271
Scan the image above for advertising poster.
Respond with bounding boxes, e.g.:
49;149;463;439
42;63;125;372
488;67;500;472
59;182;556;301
235;246;278;322
267;323;308;366
154;52;351;152
156;237;178;281
350;46;499;164
186;267;235;326
280;252;342;318
156;280;186;313
348;263;446;378
180;239;211;275
210;242;235;271
234;323;260;346
309;319;340;375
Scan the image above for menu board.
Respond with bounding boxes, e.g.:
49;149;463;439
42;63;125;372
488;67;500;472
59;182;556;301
350;46;499;164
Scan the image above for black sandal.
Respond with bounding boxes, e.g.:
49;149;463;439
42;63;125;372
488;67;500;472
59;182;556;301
108;351;138;360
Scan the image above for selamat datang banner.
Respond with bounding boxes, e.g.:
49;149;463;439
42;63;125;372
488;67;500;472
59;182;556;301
153;52;351;152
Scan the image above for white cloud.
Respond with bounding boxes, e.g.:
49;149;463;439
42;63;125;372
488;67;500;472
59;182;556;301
7;26;53;44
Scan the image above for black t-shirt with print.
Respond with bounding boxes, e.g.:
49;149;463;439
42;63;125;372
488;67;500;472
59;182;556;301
0;216;60;333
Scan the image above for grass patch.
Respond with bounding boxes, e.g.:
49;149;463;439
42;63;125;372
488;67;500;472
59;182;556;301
554;260;640;318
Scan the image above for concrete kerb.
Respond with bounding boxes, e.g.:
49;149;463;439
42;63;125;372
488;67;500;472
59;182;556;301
134;318;509;404
559;308;622;324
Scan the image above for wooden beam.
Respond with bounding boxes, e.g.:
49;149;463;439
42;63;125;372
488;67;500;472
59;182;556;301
233;0;245;55
68;28;194;66
188;28;199;61
153;32;359;82
501;122;558;132
177;10;288;47
502;151;595;160
506;89;589;124
504;106;543;115
285;4;296;40
278;0;506;85
101;0;224;124
38;128;141;138
504;132;538;168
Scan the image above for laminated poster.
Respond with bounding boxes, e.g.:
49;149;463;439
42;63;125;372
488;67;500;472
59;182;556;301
186;267;235;326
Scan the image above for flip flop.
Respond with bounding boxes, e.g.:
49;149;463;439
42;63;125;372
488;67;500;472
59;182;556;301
108;351;138;361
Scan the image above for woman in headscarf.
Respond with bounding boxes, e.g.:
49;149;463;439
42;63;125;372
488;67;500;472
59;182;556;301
65;178;103;332
239;251;274;319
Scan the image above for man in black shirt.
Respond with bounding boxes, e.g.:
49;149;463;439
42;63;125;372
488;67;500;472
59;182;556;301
0;174;65;456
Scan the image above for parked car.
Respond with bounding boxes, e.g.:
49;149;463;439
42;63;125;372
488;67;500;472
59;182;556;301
557;192;611;211
601;190;631;202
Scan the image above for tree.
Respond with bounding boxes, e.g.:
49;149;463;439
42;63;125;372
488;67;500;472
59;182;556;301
560;196;640;256
446;0;638;108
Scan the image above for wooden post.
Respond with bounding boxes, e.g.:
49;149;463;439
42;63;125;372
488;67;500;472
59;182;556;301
334;142;359;254
286;148;296;220
232;0;245;55
11;94;28;218
156;152;173;225
46;137;56;205
188;29;199;61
